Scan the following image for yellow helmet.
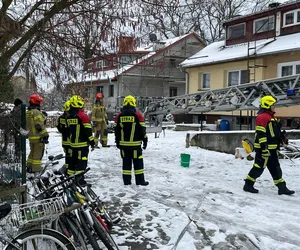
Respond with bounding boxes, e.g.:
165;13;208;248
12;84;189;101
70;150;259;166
123;95;136;107
260;95;277;109
69;95;84;108
63;100;71;111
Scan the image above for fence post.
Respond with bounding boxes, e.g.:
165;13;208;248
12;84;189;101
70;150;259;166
20;103;26;203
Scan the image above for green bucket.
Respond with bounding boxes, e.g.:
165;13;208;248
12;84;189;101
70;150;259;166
180;153;191;168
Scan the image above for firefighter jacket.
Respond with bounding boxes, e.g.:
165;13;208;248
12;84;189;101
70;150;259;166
56;111;70;147
91;103;107;123
26;105;48;143
66;108;95;149
114;106;147;149
253;109;282;151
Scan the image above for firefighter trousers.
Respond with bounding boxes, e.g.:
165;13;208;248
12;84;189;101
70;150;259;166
68;146;89;175
63;145;71;171
27;141;45;172
94;122;107;146
246;150;284;185
120;148;146;185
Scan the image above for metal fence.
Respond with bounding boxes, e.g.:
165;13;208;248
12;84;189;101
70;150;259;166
0;104;26;203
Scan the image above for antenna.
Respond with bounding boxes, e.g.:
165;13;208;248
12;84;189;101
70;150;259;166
149;34;157;42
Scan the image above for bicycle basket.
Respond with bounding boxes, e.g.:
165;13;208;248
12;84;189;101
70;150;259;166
4;197;64;229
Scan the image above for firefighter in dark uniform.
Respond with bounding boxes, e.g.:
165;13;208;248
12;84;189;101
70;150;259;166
26;94;49;173
91;92;109;147
114;95;149;186
243;95;295;195
56;100;71;172
66;95;95;185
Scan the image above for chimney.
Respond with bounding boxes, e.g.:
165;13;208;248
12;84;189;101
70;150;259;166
118;36;135;53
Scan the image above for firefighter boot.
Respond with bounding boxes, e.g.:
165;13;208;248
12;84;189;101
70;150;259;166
135;174;149;186
243;179;259;193
277;182;295;195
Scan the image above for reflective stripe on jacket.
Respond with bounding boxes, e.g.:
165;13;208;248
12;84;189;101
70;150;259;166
56;112;70;146
26;108;48;143
254;109;281;151
91;104;107;122
114;107;147;149
66;109;94;148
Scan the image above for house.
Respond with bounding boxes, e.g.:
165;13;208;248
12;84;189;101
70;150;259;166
181;1;300;129
68;33;204;118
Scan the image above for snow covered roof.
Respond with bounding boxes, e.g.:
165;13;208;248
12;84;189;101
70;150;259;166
181;32;300;68
80;33;196;83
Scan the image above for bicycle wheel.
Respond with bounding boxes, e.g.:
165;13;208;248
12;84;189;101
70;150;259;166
5;228;76;250
91;211;119;250
78;210;101;250
53;214;88;250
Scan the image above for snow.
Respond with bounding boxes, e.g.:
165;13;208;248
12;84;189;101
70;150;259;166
34;127;300;249
181;32;300;68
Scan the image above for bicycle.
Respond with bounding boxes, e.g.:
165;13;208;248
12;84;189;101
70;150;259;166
0;197;78;250
36;168;120;250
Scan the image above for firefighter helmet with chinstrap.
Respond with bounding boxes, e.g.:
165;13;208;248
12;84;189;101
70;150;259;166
260;96;277;109
29;93;43;105
123;95;136;107
96;93;103;100
70;95;84;108
63;100;71;111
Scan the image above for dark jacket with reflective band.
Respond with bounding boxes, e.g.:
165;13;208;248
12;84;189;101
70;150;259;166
114;107;147;149
56;111;70;146
26;106;48;143
66;108;94;148
254;109;281;151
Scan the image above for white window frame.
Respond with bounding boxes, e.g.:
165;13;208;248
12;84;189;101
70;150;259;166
253;16;275;34
227;69;248;87
283;9;300;27
201;72;210;89
228;23;246;39
277;61;300;77
96;60;103;69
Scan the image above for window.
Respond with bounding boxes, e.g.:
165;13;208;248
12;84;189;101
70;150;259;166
108;85;114;97
283;9;300;27
96;86;103;93
227;70;249;86
170;59;176;68
85;87;90;98
254;16;274;33
170;87;177;97
202;73;210;89
228;23;245;39
103;60;108;67
278;61;300;77
87;62;93;71
96;61;102;69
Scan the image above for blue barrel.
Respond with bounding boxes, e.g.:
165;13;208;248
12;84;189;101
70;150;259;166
220;120;230;131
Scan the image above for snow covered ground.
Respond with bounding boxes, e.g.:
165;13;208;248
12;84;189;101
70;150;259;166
40;128;300;250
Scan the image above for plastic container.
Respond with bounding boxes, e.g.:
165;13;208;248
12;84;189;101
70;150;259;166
220;120;230;131
180;153;191;168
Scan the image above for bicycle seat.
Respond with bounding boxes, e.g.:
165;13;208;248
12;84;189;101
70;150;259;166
0;203;11;220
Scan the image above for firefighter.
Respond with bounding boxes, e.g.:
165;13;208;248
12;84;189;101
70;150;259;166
91;92;109;147
66;95;95;185
114;95;149;186
56;100;71;172
26;94;49;173
11;98;23;160
243;95;295;195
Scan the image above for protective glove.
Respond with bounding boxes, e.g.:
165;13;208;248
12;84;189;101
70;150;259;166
40;135;49;144
261;148;270;158
142;137;148;150
92;121;97;127
106;119;109;126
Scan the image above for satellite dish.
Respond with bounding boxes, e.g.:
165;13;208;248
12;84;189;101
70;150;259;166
149;34;157;42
